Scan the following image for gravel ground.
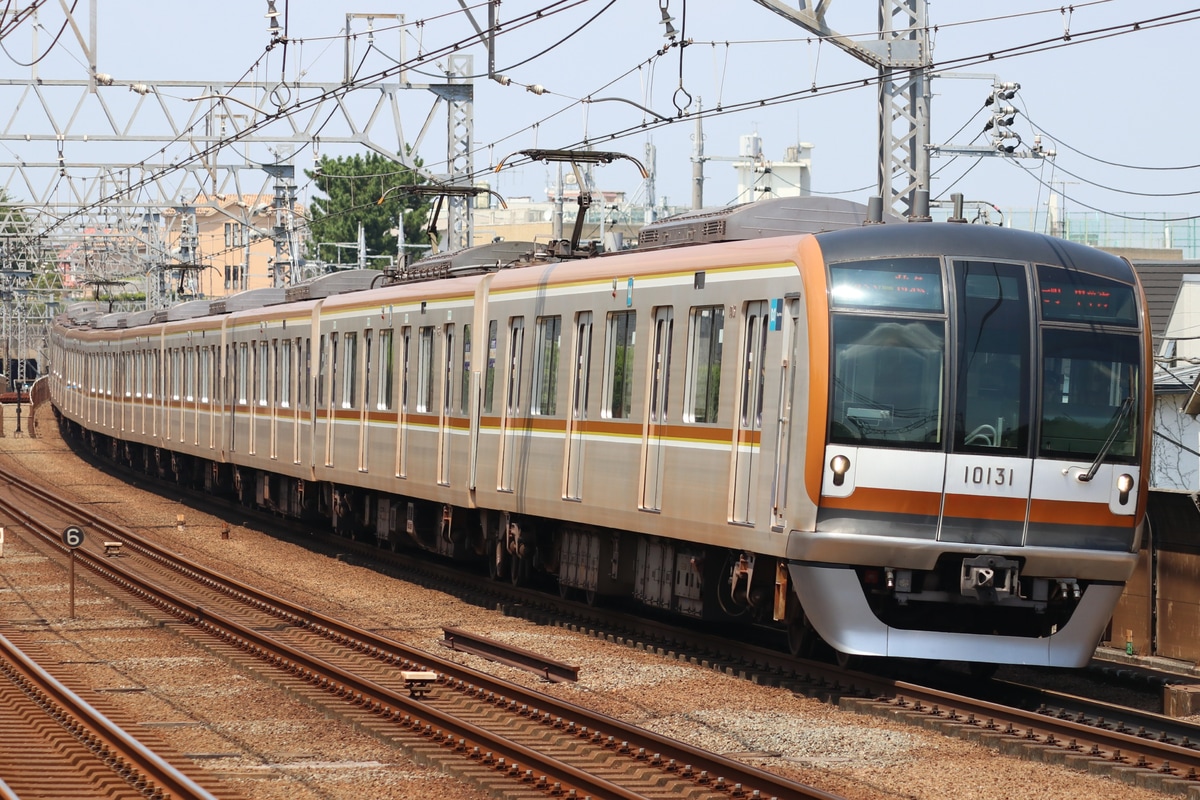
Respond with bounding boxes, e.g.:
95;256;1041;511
0;401;1187;800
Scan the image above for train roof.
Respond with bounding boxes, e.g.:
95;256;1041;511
813;221;1136;282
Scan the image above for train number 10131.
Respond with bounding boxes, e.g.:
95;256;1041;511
963;465;1015;487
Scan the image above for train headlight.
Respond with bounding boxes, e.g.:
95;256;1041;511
830;454;851;487
1116;473;1134;506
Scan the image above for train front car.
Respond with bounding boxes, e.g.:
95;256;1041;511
790;223;1149;668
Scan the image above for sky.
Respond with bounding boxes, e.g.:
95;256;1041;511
4;1;1199;233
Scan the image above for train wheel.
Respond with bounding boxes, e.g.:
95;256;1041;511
510;554;526;587
835;650;863;670
786;603;818;659
583;589;598;607
557;580;574;600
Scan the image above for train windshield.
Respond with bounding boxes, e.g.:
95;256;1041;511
829;315;945;448
1039;329;1140;461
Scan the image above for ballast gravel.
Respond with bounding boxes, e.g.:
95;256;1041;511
0;402;1187;800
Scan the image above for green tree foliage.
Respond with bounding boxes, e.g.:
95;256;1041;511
304;153;431;267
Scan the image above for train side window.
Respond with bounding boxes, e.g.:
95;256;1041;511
684;305;724;423
506;317;525;415
171;348;181;401
362;330;373;413
123;353;132;398
377;329;394;411
484;320;498;413
329;332;340;410
603;310;636;420
460;324;472;415
533;315;562;416
301;337;310;409
342;332;357;409
417;326;435;413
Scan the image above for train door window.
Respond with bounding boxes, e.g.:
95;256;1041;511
460;324;472;415
272;339;281;405
123;354;132;398
171;349;181;401
400;326;412;411
377;329;393;410
603;310;636;419
648;308;673;424
952;261;1031;454
237;343;249;405
342;332;357;409
362;331;373;413
573;312;593;420
484;320;498;413
506;317;525;415
135;352;143;398
685;305;724;423
533;315;561;416
301;337;310;409
258;341;270;406
417;326;434;413
186;348;196;402
316;334;327;407
280;340;292;407
739;309;768;428
199;347;211;402
443;324;455;414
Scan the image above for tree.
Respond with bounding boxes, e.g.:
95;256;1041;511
304;153;431;267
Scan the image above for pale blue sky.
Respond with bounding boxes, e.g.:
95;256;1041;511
7;1;1198;223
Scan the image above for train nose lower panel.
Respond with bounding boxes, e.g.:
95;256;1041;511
788;563;1124;667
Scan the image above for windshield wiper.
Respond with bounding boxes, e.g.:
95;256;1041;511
1078;396;1134;482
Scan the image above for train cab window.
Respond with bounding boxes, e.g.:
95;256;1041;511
533;315;561;416
377;329;394;411
460;324;471;415
684;306;723;423
952;261;1030;454
830;316;945;448
417;326;435;413
484;320;498;414
342;332;357;409
1039;329;1140;461
603;310;636;419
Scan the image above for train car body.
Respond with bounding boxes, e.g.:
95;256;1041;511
48;197;1152;668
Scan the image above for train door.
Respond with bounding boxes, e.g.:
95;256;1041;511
641;307;673;512
564;312;593;501
438;324;455;485
732;300;769;524
499;316;524;492
771;298;801;529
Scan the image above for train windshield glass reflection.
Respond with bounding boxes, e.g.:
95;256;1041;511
1037;265;1137;326
829;257;943;313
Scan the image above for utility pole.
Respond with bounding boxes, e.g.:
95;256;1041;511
751;0;932;218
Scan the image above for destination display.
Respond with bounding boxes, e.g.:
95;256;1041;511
1037;265;1137;325
829;257;944;312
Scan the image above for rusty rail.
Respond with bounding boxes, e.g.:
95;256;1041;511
441;626;580;682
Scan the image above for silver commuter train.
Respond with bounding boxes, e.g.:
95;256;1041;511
48;197;1151;668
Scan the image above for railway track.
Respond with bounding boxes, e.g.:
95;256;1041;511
0;625;226;800
0;461;841;800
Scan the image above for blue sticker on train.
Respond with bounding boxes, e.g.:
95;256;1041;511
770;298;783;331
